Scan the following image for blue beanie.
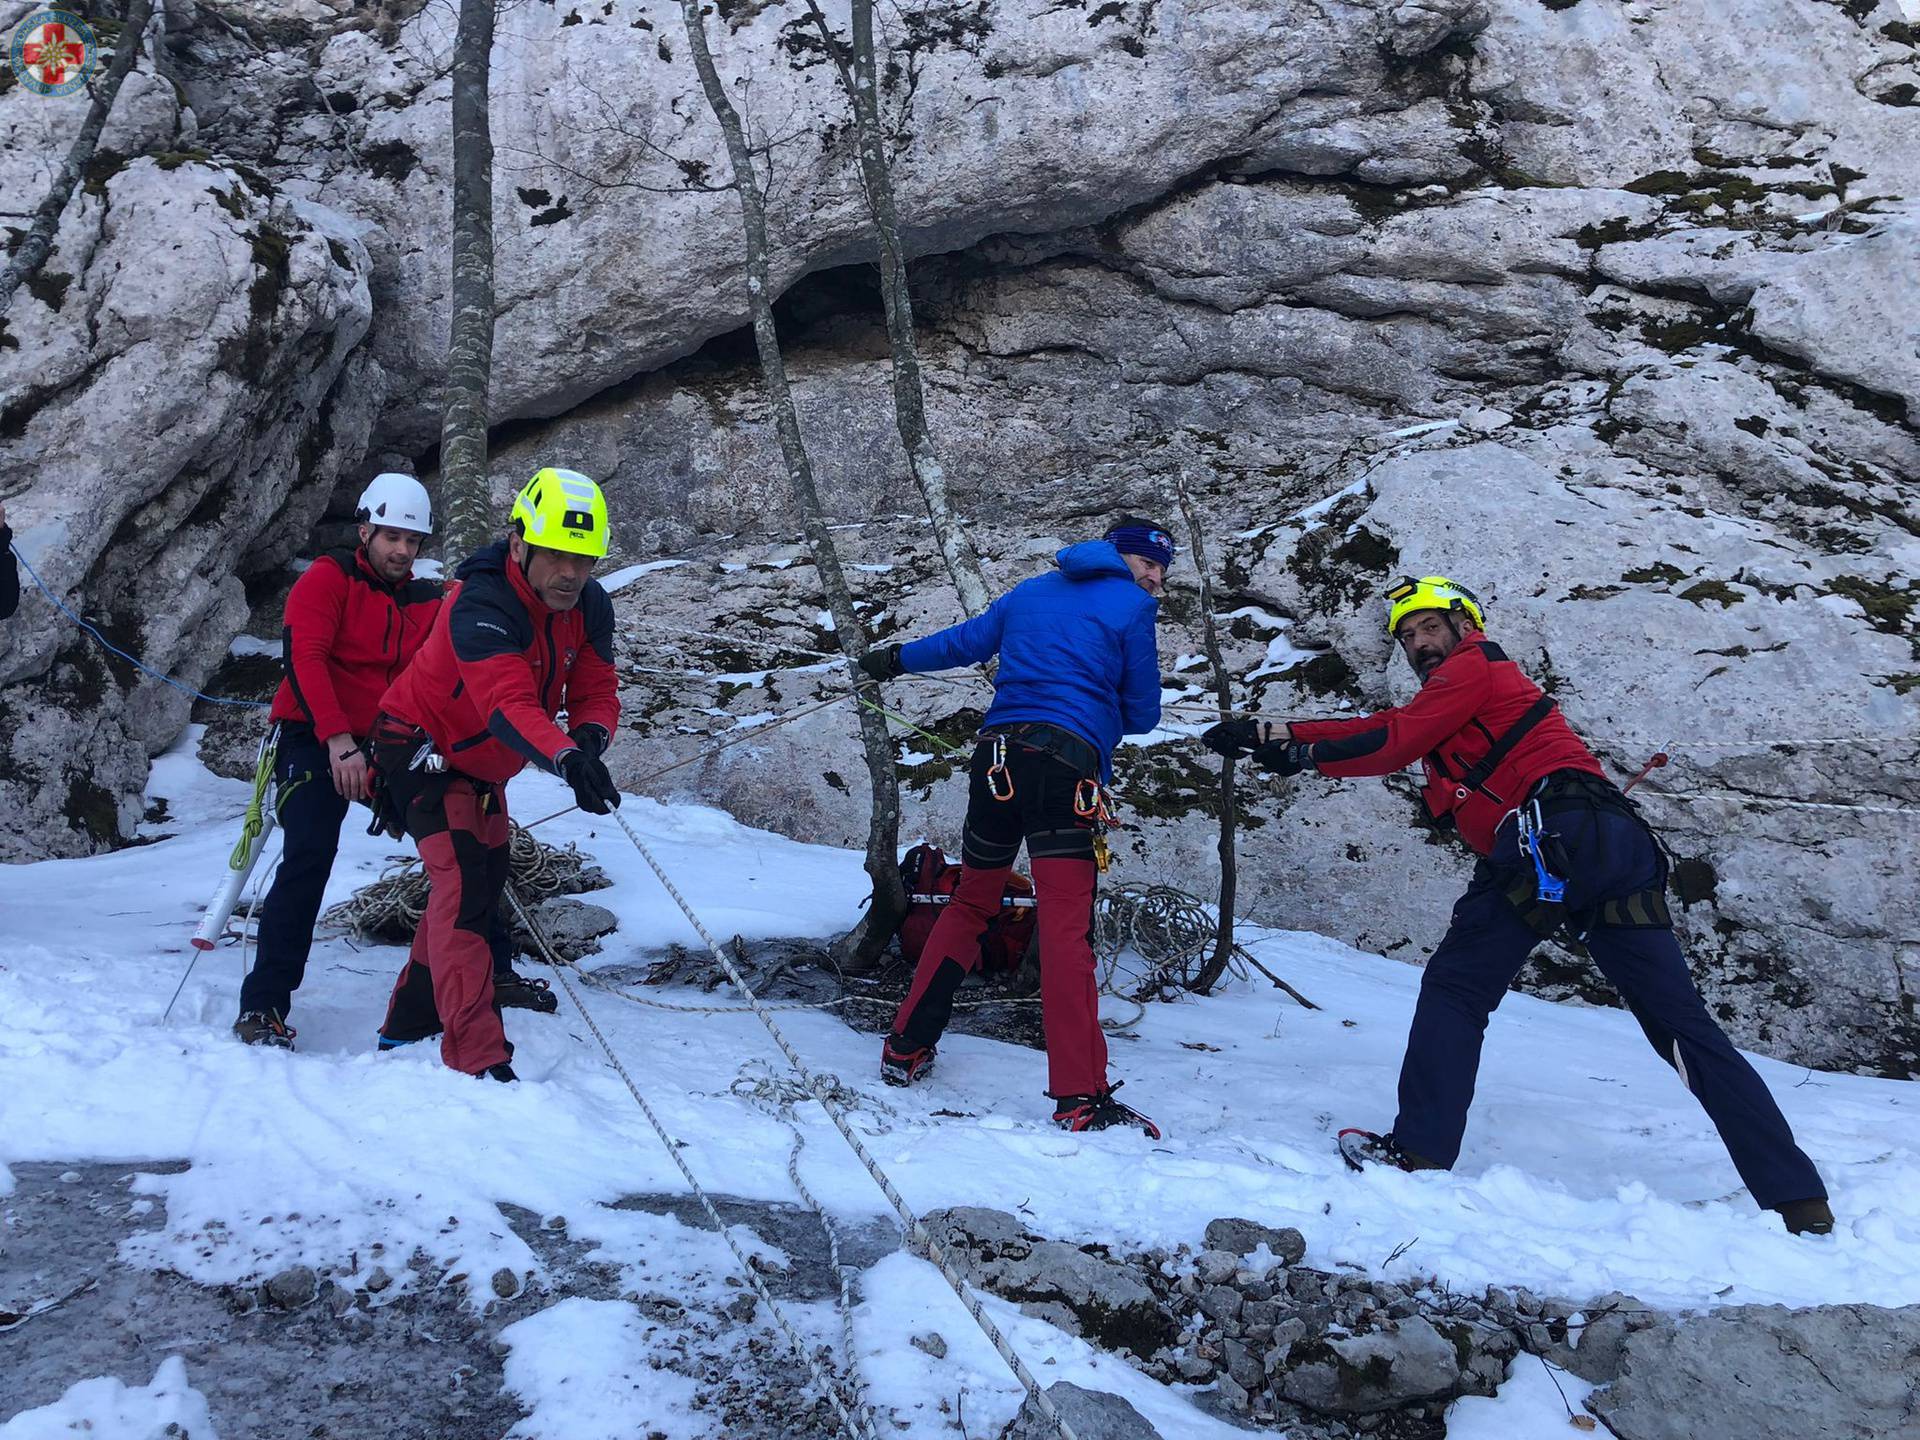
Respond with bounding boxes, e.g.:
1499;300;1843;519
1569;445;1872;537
1104;517;1176;570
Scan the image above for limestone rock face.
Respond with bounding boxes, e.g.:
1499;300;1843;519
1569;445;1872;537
0;133;374;856
4;0;1916;1071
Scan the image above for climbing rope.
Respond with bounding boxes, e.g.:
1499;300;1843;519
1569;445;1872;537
728;1059;893;1437
7;541;269;709
1648;788;1920;819
1094;884;1317;1009
1095;884;1243;999
506;886;882;1439
229;734;280;868
322;824;605;939
628;610;1914;757
583;881;1280;1024
603;806;1083;1440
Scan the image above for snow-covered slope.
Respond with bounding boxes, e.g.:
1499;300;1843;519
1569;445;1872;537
1;733;1915;1437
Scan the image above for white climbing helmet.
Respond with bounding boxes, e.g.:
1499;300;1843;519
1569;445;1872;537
355;473;433;535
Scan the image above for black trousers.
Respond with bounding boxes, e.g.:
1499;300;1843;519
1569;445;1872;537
239;727;348;1019
1394;789;1827;1209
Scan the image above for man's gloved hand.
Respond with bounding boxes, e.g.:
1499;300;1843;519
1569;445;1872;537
1201;718;1262;758
569;722;611;760
1252;739;1313;778
558;747;621;815
856;644;904;683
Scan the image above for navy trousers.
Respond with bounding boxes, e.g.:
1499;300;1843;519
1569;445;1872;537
1393;799;1827;1210
239;727;350;1019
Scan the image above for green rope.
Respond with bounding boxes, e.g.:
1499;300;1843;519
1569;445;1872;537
229;737;279;870
854;693;970;757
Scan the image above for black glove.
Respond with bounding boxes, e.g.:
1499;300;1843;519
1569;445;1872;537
856;644;904;682
1252;740;1313;777
1201;718;1263;759
569;722;611;760
558;747;621;815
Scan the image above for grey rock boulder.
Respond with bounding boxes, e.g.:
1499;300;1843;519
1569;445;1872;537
920;1208;1171;1356
1589;1303;1920;1440
263;1264;318;1310
1549;1291;1660;1385
1280;1316;1465;1414
524;899;620;962
1203;1218;1307;1266
1000;1381;1163;1440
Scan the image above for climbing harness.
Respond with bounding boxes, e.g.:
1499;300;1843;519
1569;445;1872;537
1443;689;1557;806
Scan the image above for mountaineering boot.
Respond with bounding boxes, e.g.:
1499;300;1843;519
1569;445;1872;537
1051;1082;1162;1139
1774;1197;1835;1236
881;1034;936;1087
493;969;559;1015
1338;1128;1443;1173
485;1062;519;1083
234;1010;296;1050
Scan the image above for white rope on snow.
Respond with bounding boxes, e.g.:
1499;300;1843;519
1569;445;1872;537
506;884;882;1439
603;807;1084;1440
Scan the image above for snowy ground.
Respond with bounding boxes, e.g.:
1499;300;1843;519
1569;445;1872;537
2;731;1916;1437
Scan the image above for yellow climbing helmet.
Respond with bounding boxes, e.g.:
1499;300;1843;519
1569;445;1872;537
1385;575;1486;636
510;467;610;558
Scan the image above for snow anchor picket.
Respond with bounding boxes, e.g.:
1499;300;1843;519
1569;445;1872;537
602;805;1085;1440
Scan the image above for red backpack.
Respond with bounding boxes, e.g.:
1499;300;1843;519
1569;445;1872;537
896;844;1036;974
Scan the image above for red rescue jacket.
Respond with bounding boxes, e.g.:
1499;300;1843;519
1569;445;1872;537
268;548;443;740
1290;631;1604;856
378;540;620;785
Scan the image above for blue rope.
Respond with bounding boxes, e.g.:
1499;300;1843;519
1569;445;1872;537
8;541;270;709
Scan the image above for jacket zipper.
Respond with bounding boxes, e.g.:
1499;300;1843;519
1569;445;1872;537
542;613;562;715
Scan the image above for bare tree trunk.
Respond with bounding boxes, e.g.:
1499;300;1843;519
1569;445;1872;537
801;0;990;619
679;0;905;966
1176;473;1240;995
0;0;157;320
437;0;497;565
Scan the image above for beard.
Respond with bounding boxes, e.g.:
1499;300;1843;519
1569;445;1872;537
1414;649;1445;679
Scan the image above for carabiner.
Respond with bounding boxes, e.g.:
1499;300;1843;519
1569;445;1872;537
1517;800;1566;906
985;733;1015;802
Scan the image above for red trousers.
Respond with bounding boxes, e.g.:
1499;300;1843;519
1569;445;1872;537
377;771;512;1076
893;727;1107;1097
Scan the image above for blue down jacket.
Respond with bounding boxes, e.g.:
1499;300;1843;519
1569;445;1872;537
899;541;1161;776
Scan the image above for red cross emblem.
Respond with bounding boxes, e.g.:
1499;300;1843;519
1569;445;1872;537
21;22;85;83
9;10;97;95
22;23;85;83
